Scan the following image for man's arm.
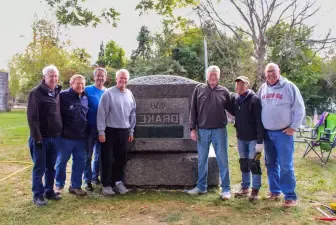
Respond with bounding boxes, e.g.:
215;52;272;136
290;83;305;130
189;86;198;130
27;90;42;141
97;92;109;136
129;94;136;136
253;96;264;144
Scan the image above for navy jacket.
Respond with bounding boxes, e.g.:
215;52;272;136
231;90;264;143
60;88;89;140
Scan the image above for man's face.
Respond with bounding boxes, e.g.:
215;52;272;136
207;71;219;86
94;70;107;86
265;65;280;85
116;72;128;89
44;71;59;89
71;78;85;94
235;81;248;95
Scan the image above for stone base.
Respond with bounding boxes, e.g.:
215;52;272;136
124;153;219;187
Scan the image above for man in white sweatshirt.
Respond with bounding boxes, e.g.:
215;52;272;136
97;69;136;196
257;63;305;208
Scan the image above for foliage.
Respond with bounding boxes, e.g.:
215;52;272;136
131;26;153;60
7;19;92;98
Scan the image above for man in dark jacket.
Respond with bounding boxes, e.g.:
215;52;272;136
55;74;88;196
231;76;264;201
188;65;233;200
27;65;63;206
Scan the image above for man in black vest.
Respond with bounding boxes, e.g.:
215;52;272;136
231;76;264;201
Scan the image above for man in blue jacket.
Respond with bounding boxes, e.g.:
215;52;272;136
231;76;264;201
55;74;89;196
83;68;107;191
257;63;305;208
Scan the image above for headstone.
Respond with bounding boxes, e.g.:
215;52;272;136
0;72;9;112
125;75;220;187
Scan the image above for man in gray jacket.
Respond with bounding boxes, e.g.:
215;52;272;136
97;69;136;196
257;63;305;208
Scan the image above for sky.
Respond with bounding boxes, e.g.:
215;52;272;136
0;0;336;70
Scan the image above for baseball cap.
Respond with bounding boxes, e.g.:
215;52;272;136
235;76;250;85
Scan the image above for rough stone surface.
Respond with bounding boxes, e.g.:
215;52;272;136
128;139;197;152
124;75;220;187
128;75;199;85
0;72;9;112
124;153;219;187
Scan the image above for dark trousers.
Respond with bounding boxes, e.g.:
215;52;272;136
101;127;129;187
29;136;61;198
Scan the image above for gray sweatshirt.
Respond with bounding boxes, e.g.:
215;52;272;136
97;86;136;136
257;76;305;130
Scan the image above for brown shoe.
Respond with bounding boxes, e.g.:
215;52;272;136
249;188;259;202
283;200;297;208
234;187;250;198
266;192;281;201
69;187;87;196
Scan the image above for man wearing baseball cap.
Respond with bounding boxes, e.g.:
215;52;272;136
231;76;264;201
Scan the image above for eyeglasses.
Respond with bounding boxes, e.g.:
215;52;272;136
266;69;278;73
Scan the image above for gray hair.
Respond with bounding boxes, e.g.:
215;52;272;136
206;65;220;80
93;67;107;76
265;62;280;72
42;65;59;77
70;74;86;84
116;69;130;79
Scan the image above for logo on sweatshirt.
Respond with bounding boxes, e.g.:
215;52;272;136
69;105;74;110
262;93;283;100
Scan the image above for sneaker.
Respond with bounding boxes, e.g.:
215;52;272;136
69;187;87;196
44;192;62;201
54;186;64;194
187;187;207;195
221;191;231;200
266;192;281;201
283;200;297;208
33;196;48;206
92;178;101;185
248;188;259;202
85;183;94;192
114;182;129;195
102;186;115;196
234;187;250;198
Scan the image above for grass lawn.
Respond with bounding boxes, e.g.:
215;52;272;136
0;109;335;225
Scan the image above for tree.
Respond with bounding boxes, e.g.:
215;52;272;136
96;41;105;67
193;0;336;86
7;18;92;97
131;26;153;60
104;40;127;69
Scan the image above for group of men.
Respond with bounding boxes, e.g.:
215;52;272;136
27;62;304;208
188;63;305;208
27;65;135;206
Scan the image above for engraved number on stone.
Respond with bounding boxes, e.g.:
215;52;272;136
151;102;165;110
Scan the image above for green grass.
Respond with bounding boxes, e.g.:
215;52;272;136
0;109;336;225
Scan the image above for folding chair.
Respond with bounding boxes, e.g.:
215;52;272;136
302;112;336;164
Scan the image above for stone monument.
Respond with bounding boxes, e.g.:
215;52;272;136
124;75;219;187
0;72;9;112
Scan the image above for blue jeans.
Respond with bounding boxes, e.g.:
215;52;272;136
237;139;261;189
29;136;61;198
83;127;101;183
264;130;297;200
55;138;86;189
197;128;230;192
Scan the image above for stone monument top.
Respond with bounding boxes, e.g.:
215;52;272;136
128;75;199;85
